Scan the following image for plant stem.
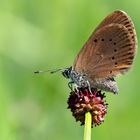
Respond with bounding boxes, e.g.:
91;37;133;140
84;112;92;140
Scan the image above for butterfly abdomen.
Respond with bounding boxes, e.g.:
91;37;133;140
90;78;119;94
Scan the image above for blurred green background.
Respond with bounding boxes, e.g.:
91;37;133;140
0;0;140;140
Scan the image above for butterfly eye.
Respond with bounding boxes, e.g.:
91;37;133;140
62;68;71;79
62;70;69;78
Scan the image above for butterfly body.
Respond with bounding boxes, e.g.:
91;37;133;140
62;67;89;88
63;10;137;94
62;67;119;93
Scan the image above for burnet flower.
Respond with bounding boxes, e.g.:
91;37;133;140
67;87;108;126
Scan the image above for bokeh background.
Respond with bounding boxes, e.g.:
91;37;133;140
0;0;140;140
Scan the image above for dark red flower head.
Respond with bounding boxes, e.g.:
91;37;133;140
67;87;108;126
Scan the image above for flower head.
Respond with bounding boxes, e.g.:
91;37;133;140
67;87;108;126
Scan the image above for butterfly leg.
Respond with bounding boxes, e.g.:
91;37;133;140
86;80;92;94
68;81;74;91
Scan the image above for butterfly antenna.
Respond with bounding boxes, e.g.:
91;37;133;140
34;68;64;74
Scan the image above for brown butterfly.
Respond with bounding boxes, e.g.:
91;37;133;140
62;10;137;94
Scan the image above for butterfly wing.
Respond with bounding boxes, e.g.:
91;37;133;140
94;10;136;43
73;11;137;80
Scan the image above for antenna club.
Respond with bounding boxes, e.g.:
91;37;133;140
34;71;41;74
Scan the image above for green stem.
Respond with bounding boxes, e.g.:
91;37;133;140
84;112;92;140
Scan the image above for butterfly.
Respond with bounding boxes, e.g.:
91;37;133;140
62;10;137;94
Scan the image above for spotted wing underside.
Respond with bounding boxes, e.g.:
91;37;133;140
73;10;137;80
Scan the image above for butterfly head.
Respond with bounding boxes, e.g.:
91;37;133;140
62;67;72;79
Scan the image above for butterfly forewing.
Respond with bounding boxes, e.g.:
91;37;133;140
73;10;137;80
94;10;137;44
92;24;135;77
